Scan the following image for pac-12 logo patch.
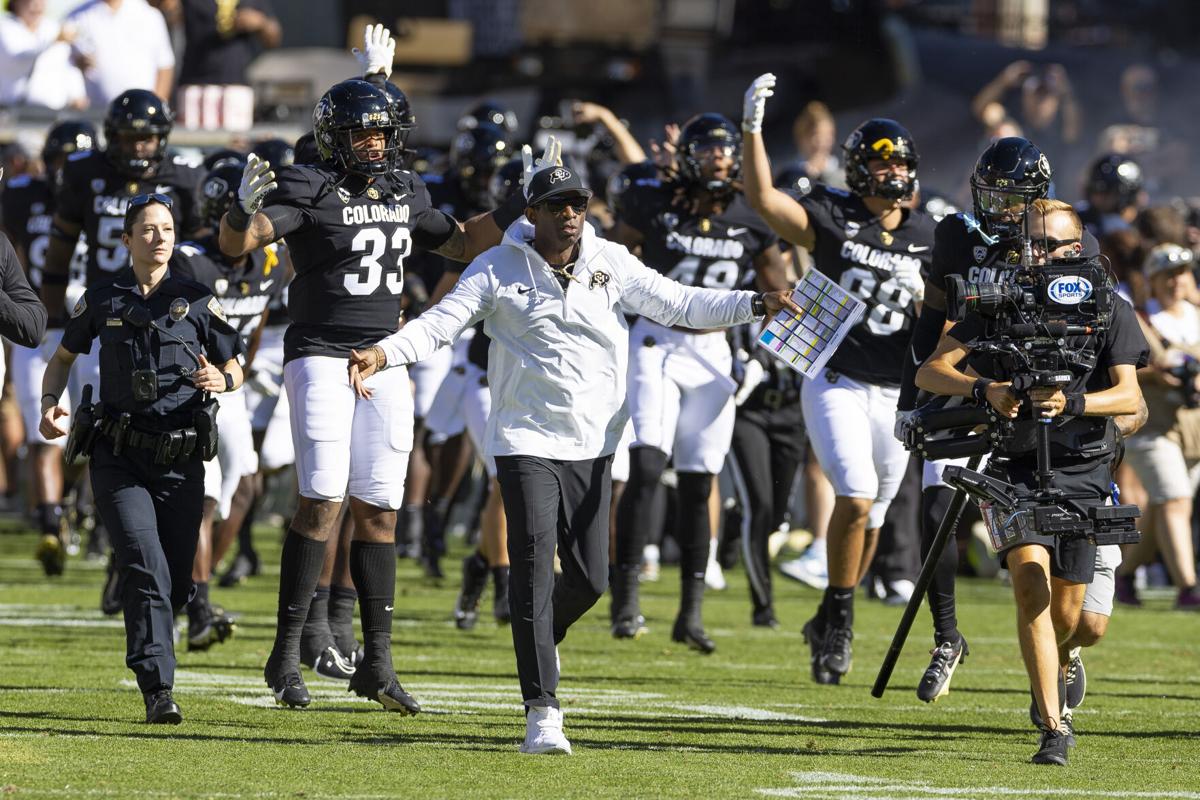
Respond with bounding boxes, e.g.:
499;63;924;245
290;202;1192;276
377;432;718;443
1047;275;1092;305
973;245;987;263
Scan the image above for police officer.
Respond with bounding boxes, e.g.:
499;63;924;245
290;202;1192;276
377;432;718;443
39;194;243;724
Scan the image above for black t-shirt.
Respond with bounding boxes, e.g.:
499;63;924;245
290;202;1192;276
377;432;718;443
178;0;275;86
170;234;285;347
797;184;935;385
949;294;1149;465
61;267;242;428
57;150;202;288
260;164;456;362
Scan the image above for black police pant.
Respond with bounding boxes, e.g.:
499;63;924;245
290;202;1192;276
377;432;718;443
90;437;205;694
495;454;612;710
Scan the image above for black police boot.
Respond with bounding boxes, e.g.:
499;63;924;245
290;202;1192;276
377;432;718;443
144;687;182;724
101;555;124;616
491;565;511;624
671;577;715;654
802;616;836;685
264;656;310;709
348;667;421;715
453;552;489;630
610;564;646;639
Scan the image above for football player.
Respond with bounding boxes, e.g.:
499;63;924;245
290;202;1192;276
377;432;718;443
218;77;550;711
742;74;934;683
1075;153;1145;241
610;111;789;653
2;120;95;575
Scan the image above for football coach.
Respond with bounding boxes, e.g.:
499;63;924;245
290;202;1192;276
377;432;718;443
347;163;799;755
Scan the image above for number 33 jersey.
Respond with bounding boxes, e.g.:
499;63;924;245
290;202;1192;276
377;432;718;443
799;184;935;386
617;179;777;294
263;164;455;363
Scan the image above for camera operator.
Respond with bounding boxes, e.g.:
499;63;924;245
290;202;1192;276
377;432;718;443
916;200;1148;766
1119;244;1200;609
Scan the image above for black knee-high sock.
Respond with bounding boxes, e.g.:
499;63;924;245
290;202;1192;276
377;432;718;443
350;541;395;676
328;584;359;656
236;494;259;558
675;472;712;622
921;486;961;644
187;581;210;621
303;585;331;642
270;530;327;669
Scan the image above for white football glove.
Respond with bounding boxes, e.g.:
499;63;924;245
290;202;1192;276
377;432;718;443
238;154;276;215
520;136;563;200
742;73;775;134
894;259;925;303
353;23;395;79
734;358;766;407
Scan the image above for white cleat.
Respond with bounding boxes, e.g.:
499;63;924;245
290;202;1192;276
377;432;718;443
779;548;828;590
520;705;572;755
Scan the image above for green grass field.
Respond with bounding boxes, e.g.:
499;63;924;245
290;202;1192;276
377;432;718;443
1;520;1198;799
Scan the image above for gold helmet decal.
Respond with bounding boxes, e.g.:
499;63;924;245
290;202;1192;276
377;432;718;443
871;138;896;159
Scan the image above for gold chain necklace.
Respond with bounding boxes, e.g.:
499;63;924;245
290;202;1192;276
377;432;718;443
546;261;579;284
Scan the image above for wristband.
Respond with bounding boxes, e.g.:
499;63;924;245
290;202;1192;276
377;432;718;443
750;293;767;317
1064;393;1085;417
223;372;235;392
972;378;993;404
225;201;253;232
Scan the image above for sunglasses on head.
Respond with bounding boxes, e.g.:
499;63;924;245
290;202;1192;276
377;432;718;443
540;197;588;213
128;192;173;210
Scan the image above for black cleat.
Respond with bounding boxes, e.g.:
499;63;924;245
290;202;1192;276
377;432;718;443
611;615;649;640
917;635;969;703
307;644;356;680
218;552;258;588
1064;648;1086;710
1031;726;1070;765
349;669;421;715
101;556;123;616
144;688;182;724
671;617;716;654
802;617;836;684
819;623;853;679
187;606;236;652
36;534;65;576
454;553;489;630
265;660;311;708
752;608;780;629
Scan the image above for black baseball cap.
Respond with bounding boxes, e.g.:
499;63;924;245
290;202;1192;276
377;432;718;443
526;165;593;207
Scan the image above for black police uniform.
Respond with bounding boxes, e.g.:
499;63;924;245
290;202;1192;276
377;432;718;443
60;267;241;700
947;295;1149;580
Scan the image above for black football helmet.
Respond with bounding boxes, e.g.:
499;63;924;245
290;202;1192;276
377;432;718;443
606;160;658;217
843;118;918;201
970;137;1052;240
251;138;295;169
202;148;245;171
1085;153;1143;212
104;89;173;177
312;79;411;176
676;113;741;193
488;156;524;206
459;100;518;138
293;132;320;166
450;122;511;208
200;160;246;230
42;120;96;170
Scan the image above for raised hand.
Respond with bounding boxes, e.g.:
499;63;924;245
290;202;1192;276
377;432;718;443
352;23;396;79
238;153;277;215
743;73;776;134
521;136;562;199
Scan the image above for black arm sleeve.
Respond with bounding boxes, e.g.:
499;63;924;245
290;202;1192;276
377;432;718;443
489;189;526;233
0;234;47;347
410;207;457;252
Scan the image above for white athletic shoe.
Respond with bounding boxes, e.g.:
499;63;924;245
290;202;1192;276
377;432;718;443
779;546;828;590
520;706;572;755
705;539;727;591
639;544;660;583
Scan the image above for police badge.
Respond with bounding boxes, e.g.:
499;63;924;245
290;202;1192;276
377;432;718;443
973;245;987;263
169;297;190;321
589;270;610;290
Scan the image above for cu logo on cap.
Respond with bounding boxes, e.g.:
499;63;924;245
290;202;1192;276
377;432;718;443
549;168;571;184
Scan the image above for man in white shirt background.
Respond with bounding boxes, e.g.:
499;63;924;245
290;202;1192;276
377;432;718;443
0;0;85;109
347;164;799;757
66;0;173;106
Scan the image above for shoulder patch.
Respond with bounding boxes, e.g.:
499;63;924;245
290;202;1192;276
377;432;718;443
207;296;227;322
70;295;87;318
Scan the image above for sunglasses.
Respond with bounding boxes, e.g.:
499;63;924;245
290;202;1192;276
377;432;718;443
540;197;588;214
1031;237;1080;251
128;192;173;210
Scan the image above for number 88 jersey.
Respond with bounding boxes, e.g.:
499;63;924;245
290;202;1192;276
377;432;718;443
264;164;450;363
617;178;777;296
798;184;935;386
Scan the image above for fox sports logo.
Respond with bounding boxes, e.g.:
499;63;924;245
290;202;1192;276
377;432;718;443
1047;275;1093;305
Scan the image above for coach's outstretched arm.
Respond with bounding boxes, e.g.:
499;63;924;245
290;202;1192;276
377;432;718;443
741;73;815;252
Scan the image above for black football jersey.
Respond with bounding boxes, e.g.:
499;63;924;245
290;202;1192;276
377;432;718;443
55;150;202;288
618;179;777;294
926;212;1101;293
405;170;489;297
2;174;55;290
170;234;285;347
261;164;456;362
798;184;935;386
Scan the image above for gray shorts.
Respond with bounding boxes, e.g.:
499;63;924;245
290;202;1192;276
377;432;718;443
1082;544;1122;617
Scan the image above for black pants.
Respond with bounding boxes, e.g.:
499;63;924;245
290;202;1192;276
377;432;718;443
495;454;612;710
728;401;805;616
91;437;205;694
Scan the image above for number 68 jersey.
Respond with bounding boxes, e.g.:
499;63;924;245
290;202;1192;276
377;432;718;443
798;184;935;386
263;164;455;363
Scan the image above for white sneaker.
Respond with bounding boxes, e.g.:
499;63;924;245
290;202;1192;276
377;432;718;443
639;544;660;583
779;547;828;590
519;706;572;755
705;539;726;591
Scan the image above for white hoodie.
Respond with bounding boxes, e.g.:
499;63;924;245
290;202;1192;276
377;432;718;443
377;219;760;460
